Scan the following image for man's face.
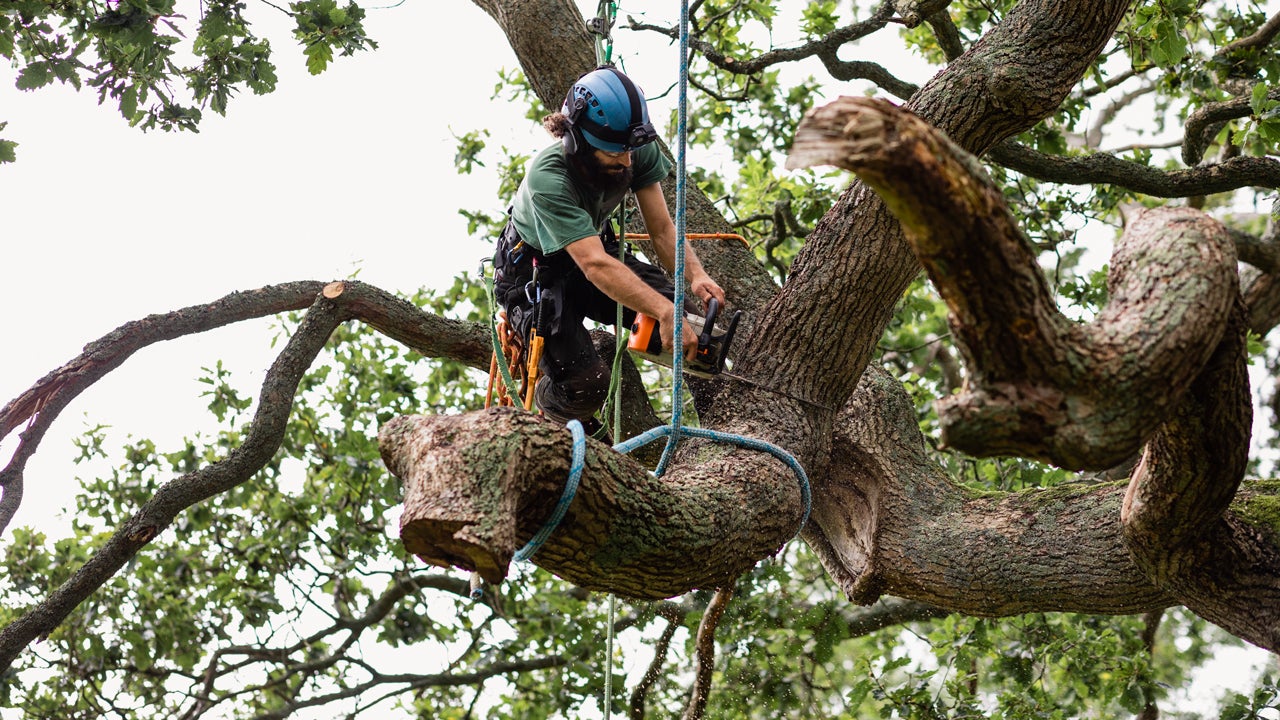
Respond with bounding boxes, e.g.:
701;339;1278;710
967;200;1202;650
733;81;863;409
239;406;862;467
569;145;634;195
593;148;632;175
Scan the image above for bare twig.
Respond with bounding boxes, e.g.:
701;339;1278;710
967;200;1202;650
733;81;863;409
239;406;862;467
629;617;680;720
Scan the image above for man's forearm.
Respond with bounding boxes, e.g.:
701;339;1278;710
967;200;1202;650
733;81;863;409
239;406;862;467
582;254;676;320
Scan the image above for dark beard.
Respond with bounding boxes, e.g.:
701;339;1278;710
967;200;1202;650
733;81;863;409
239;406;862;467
568;150;633;202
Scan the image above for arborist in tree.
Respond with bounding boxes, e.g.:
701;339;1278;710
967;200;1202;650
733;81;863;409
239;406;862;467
494;66;726;434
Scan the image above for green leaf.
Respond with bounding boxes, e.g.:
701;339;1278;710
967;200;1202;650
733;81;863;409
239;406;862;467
15;62;51;91
1252;83;1270;116
304;42;333;75
0;138;16;164
120;85;139;120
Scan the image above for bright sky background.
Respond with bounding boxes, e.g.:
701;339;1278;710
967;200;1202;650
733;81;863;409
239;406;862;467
0;2;531;528
0;0;1274;711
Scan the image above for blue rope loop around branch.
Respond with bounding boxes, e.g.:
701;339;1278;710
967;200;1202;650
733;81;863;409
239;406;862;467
612;425;812;537
514;419;587;563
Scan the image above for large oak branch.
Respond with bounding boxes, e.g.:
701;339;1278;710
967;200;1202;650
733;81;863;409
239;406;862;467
382;408;806;600
803;365;1175;617
1122;302;1280;651
787;97;1238;470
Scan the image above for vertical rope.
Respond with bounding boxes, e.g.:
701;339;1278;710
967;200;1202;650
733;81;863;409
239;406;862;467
604;593;617;719
654;0;691;477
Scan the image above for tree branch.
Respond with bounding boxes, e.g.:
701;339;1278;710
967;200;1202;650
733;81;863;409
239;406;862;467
682;583;735;720
627;2;894;77
384;409;807;599
0;281;495;676
1120;299;1280;653
629;616;680;720
788;97;1239;470
986;140;1280;196
801;363;1177;615
0;288;348;675
1217;10;1280;57
1184;86;1280;166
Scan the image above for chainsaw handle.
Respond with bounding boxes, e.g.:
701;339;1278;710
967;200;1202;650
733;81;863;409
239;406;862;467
698;297;720;352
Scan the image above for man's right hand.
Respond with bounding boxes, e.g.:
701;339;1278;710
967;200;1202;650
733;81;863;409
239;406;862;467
661;307;699;360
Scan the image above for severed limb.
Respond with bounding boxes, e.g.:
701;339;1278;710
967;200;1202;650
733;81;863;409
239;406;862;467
786;96;1239;470
382;409;806;600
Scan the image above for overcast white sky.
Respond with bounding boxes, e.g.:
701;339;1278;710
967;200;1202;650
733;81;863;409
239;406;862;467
0;2;538;529
0;1;1274;707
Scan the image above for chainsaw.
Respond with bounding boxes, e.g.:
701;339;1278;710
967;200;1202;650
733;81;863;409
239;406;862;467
626;297;741;379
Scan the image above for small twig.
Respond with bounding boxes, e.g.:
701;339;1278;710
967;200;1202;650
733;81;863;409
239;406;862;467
629;617;679;720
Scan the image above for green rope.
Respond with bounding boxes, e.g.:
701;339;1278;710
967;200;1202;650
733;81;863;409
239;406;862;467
602;201;630;440
604;593;617;719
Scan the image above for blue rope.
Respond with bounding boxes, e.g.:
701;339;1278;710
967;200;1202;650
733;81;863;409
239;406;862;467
514;419;587;562
613;425;811;535
637;0;810;533
654;0;692;477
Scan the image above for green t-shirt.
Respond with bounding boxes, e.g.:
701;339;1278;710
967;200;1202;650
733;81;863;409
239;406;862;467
510;142;673;255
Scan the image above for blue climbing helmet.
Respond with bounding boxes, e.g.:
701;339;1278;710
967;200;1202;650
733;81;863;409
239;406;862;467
561;66;659;154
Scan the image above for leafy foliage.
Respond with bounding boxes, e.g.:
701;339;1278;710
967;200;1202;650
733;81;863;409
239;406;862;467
3;0;1279;718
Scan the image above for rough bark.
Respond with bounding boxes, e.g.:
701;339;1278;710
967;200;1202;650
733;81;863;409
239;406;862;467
788;97;1239;470
384;409;802;599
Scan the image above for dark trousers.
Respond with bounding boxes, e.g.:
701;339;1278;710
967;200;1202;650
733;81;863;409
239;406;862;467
495;228;674;422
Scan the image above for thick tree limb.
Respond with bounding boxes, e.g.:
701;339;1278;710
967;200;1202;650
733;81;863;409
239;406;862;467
802;364;1177;615
787;97;1238;470
383;408;806;599
1122;301;1280;652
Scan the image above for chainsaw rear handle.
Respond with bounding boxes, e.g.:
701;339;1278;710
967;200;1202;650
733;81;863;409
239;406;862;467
697;297;720;355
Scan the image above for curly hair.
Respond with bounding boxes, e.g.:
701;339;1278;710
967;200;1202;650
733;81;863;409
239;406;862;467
542;112;571;139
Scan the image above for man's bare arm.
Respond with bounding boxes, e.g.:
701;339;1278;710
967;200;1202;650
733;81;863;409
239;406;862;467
633;183;726;309
565;234;698;356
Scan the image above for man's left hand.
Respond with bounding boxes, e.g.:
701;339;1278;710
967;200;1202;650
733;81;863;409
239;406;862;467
690;273;726;310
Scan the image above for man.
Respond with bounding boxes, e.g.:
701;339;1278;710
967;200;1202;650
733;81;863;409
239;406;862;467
494;66;727;432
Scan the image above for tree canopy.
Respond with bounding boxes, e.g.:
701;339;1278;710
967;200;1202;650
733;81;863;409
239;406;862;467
2;0;1280;718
